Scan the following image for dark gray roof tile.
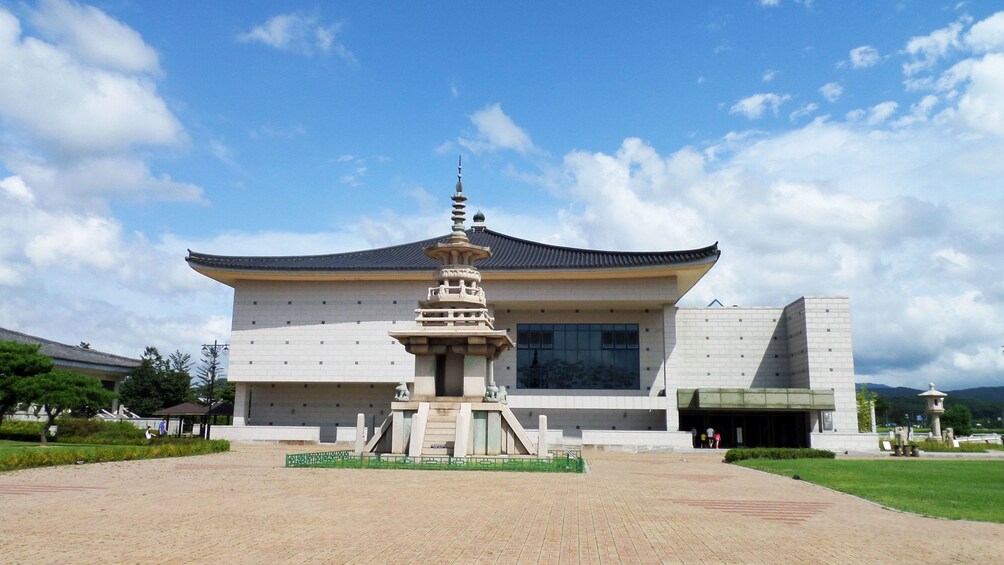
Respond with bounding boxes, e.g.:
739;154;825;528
187;228;719;273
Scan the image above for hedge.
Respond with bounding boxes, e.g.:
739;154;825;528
0;440;230;472
724;447;836;463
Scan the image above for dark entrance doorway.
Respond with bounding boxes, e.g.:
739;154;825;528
680;411;810;448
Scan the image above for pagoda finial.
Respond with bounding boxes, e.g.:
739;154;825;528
450;156;468;241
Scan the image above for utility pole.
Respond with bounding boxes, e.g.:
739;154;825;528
201;340;229;440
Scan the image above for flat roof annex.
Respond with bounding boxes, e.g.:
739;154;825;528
186;228;720;298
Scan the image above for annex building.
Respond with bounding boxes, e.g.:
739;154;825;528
187;176;872;452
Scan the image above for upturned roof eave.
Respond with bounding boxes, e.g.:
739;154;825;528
188;254;719;288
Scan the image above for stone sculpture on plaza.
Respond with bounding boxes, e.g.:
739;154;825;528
362;161;542;458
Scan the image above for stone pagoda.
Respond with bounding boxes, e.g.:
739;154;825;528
363;161;540;458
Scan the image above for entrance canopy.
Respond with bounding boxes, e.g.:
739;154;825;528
678;388;835;411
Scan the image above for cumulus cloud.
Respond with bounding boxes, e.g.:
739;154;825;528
819;82;843;102
0;4;213;359
238;12;356;62
762;69;779;82
0;8;183;156
28;0;161;75
544;111;1004;388
903;19;967;76
849;45;880;68
729;93;791;119
458;103;537;155
964;11;1004;52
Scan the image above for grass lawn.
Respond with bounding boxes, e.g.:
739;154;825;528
737;459;1004;523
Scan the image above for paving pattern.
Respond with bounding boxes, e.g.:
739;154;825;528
1;445;1002;564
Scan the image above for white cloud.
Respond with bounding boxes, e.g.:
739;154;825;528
762;69;779;82
903;19;967;76
867;101;898;124
964;11;1004;53
458;103;537;155
849;45;880;68
954;53;1004;136
0;8;184;156
28;0;160;75
238;13;356;62
758;0;781;6
0;6;214;359
789;102;819;122
538;48;1004;388
729;93;791;119
819;82;843;102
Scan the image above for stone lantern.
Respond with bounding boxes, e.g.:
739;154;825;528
919;383;947;440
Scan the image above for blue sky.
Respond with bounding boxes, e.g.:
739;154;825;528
1;1;1003;390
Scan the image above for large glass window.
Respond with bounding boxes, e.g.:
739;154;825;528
516;324;639;389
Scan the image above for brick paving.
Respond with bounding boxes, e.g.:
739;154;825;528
1;445;1002;564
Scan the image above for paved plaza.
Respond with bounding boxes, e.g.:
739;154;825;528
1;445;1002;564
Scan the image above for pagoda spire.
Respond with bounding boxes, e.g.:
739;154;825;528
449;156;468;243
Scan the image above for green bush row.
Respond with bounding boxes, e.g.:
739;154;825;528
0;440;230;472
724;447;836;462
57;436;211;446
0;419;45;441
55;419;144;440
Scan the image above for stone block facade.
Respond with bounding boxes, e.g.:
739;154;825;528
224;277;861;449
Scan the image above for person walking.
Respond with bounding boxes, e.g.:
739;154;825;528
714;431;721;449
706;426;714;448
158;418;167;436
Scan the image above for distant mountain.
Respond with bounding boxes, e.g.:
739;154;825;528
858;383;1004;400
858;383;1004;423
948;387;1004;403
857;383;922;398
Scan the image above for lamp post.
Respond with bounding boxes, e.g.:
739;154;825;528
201;340;229;440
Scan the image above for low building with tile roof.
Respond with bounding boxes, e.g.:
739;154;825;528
0;327;139;412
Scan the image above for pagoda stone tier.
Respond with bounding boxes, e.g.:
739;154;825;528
364;162;543;458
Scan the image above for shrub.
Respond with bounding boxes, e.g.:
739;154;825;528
54;418;144;441
0;439;229;472
0;419;44;441
724;447;836;463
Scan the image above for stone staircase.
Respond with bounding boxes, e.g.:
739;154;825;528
422;406;459;456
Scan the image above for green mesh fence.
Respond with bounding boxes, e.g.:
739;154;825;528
285;450;585;473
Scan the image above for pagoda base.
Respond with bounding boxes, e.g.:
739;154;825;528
363;400;540;458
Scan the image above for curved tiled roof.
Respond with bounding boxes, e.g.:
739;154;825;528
0;327;139;369
186;228;720;273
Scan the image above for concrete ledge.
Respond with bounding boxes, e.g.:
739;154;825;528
211;425;320;444
581;430;691;450
811;432;879;453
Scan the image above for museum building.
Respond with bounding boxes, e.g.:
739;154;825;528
187;174;871;452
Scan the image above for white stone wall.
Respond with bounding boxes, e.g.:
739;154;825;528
486;276;679;305
668;306;790;389
230;280;426;383
509;408;667;436
784;297;857;433
226;277;861;445
245;382;394;442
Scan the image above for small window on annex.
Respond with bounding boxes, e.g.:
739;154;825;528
516;324;640;389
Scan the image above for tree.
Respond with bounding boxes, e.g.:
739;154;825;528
118;347;192;416
13;370;115;445
857;384;877;432
942;404;973;437
0;341;54;429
